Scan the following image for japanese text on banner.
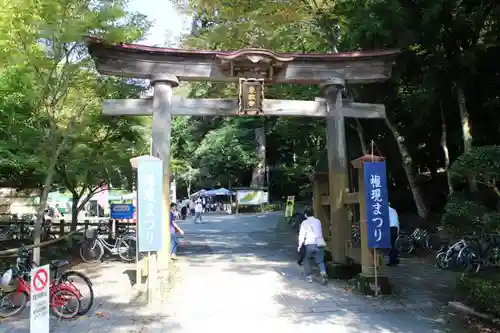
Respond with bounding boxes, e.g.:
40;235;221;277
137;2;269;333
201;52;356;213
137;159;163;252
363;162;391;249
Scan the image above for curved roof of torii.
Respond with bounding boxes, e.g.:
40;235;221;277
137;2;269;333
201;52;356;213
85;36;400;84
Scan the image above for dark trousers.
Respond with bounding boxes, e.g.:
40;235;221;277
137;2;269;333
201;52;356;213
388;227;399;265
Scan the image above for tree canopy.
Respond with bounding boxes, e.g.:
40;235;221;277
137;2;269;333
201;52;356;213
0;0;151;259
168;0;500;234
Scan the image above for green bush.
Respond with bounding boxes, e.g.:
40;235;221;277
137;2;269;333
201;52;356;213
456;273;500;318
442;145;500;236
482;212;500;233
236;205;264;213
261;203;284;212
441;196;488;236
450;145;500;183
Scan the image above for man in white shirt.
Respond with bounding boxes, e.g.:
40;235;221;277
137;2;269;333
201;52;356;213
193;199;203;224
297;207;328;285
388;205;400;266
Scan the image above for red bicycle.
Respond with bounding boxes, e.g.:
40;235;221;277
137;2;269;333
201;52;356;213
0;267;80;318
0;248;85;319
14;247;94;316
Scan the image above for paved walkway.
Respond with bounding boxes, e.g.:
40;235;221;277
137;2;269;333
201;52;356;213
161;212;469;333
0;212;472;332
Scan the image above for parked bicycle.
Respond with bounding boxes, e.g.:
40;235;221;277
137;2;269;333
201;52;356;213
351;223;361;244
456;233;500;274
0;225;18;247
0;250;83;319
23;222;56;242
80;225;137;263
435;237;470;270
395;227;447;255
13;246;94;315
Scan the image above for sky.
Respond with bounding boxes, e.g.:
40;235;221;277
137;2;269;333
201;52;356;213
127;0;191;47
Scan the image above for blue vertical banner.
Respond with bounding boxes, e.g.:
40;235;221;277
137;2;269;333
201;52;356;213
137;158;163;252
363;161;391;249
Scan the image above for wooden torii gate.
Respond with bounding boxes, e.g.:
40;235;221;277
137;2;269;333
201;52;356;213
86;37;398;288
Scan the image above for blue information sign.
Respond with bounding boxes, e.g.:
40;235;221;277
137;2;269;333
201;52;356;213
110;204;134;219
363;162;391;249
137;158;163;252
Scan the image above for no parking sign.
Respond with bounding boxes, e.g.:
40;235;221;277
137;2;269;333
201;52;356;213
30;265;49;333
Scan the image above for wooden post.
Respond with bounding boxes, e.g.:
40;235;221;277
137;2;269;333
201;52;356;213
323;79;350;264
151;74;179;276
59;219;64;237
358;168;375;275
312;174;329;238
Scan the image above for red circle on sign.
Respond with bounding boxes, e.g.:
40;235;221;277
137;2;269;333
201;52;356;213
33;269;48;292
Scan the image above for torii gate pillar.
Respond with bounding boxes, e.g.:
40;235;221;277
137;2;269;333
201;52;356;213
322;78;351;268
150;74;179;271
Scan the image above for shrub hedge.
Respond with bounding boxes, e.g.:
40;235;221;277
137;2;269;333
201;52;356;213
455;273;500;318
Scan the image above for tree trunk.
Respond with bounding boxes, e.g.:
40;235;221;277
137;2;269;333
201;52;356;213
187;181;191;197
71;196;79;231
251;126;266;188
440;103;453;196
455;82;477;192
385;117;429;219
33;155;58;264
355;119;368;154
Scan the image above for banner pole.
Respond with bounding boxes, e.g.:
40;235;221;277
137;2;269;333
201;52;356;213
147;251;152;304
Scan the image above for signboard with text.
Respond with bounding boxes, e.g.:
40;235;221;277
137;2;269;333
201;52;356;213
284;195;295;217
110;204;134;219
363;162;391;249
30;265;49;333
137;159;163;252
238;78;264;115
236;190;268;205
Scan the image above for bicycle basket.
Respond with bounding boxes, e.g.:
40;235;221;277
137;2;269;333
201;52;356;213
85;228;98;240
1;269;12;286
0;269;16;292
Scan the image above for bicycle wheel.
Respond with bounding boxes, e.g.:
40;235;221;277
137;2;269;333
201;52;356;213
457;247;470;271
395;234;414;255
458;247;481;273
50;289;80;319
57;271;94;316
436;251;450;269
0;291;27;317
79;239;104;263
434;242;447;254
117;237;137;262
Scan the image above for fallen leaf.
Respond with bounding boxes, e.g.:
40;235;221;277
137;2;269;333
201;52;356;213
95;311;109;320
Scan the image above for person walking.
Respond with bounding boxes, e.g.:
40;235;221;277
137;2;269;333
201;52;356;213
170;203;184;260
387;205;400;266
193;199;203;224
297;207;328;285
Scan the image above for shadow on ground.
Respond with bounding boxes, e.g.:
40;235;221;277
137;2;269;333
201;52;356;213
175;213;470;333
0;295;182;333
0;259;181;333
